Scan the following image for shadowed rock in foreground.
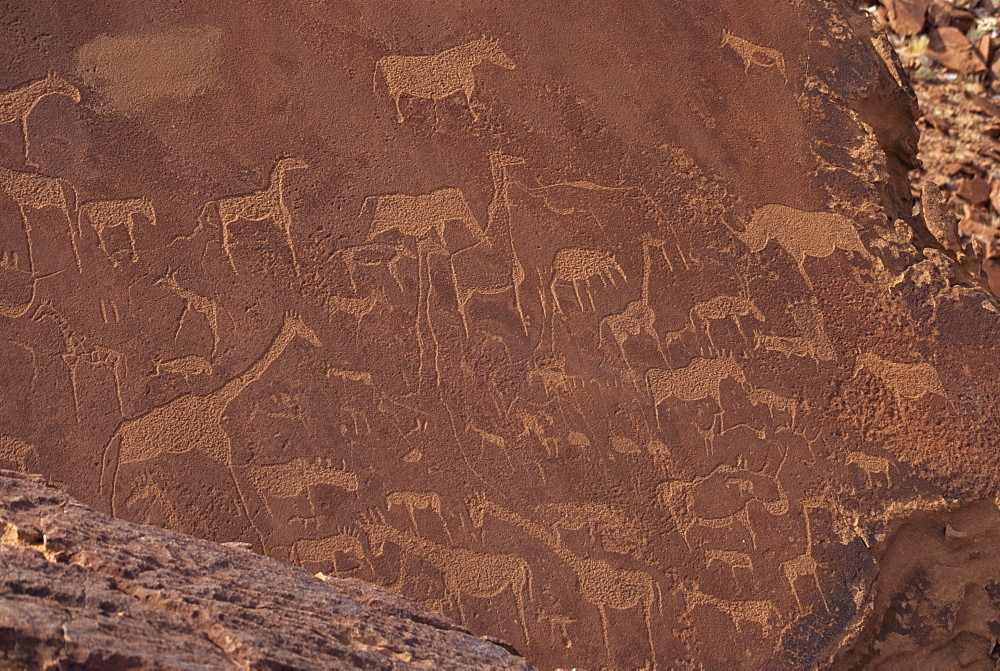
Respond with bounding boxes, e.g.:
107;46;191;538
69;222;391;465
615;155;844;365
0;471;532;670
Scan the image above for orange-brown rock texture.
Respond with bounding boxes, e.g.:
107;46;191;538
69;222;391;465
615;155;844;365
1;0;997;668
0;470;533;669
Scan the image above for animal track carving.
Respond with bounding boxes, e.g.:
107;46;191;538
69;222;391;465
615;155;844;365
374;36;516;123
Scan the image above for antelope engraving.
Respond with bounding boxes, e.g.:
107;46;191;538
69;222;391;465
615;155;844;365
852;351;948;408
245;456;358;520
689;286;765;354
199;157;308;275
358;510;533;646
155;269;222;357
646;355;748;431
323;289;390;335
374;36;516;123
677;580;783;638
550;247;626;313
844;450;892;488
78;197;157;267
722;30;787;82
705;548;754;577
99;312;322;548
735;204;874;288
0;73;81;166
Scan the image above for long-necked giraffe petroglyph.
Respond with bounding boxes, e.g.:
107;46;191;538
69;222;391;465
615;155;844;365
466;494;660;667
358;509;533;646
374;36;516;123
199;157;308;276
99;312;322;549
781;500;829;615
0;74;81;166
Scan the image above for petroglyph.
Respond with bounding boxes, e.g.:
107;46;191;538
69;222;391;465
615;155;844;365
536;501;646;556
467;495;659;664
78;197;157;267
0;164;81;280
155;269;222;357
689;288;765;353
152;354;213;383
99;312;322;546
199;157;308;275
468;422;513;466
844;450;892;488
374;36;516;122
386;491;451;541
646;355;748;430
852;351;948;407
0;74;81;166
536;609;575;649
600;235;669;387
678;580;783;638
246;456;358;517
363;187;483;244
359;509;533;645
550;247;626;313
335;241;415;293
706;548;754;576
448;151;530;337
122;471;183;531
0;435;37;471
755;299;835;362
722;30;787;82
31;300;127;421
323;289;390;335
735;204;874;288
293;527;373;574
781;504;829;614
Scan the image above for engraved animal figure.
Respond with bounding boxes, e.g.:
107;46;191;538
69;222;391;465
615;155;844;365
78;197;157;267
689;289;765;354
293;527;374;575
721;30;787;82
363;187;484;244
677;580;783;638
780;504;829;615
599;235;669;387
99;312;322;548
0;74;81;166
323;289;391;335
335;241;415;292
155;269;222;357
447;151;530;337
0;164;81;288
536;502;646;556
374;36;516;123
152;354;213;384
845;450;892;488
852;351;948;408
359;510;533;646
646;356;748;430
199;157;309;275
755;299;835;362
386;491;452;541
466;495;659;666
0;435;37;471
550;247;626;313
245;456;358;520
736;204;874;288
706;549;754;577
31;300;127;422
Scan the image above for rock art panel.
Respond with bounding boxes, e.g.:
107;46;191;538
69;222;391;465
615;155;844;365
1;0;996;669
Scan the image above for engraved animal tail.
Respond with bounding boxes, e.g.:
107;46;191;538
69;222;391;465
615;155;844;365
372;61;380;94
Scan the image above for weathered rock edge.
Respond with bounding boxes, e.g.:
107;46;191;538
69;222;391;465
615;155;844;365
0;470;534;670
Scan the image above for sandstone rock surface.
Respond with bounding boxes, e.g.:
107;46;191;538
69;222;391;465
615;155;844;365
0;0;998;668
0;470;532;670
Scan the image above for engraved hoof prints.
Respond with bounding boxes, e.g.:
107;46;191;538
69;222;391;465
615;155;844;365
0;9;968;670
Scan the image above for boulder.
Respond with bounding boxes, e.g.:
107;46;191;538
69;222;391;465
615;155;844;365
0;470;532;670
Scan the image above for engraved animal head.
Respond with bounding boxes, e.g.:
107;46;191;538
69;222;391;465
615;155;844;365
737;215;769;253
44;72;81;103
479;36;516;69
276;157;309;172
283;312;322;348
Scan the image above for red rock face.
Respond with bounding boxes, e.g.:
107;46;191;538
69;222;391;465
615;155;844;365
0;0;994;668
